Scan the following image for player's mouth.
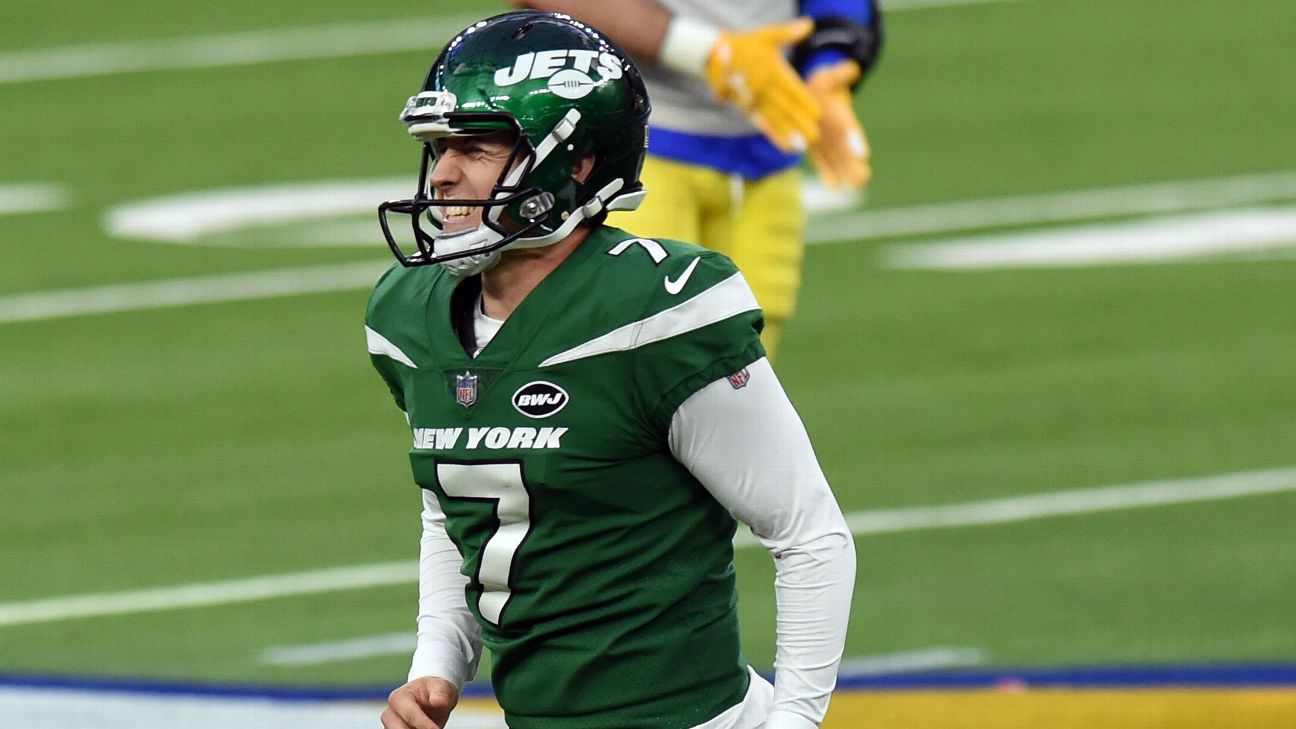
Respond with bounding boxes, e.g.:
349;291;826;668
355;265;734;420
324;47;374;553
439;203;481;232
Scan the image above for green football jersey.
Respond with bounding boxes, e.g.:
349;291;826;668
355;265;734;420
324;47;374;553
365;226;766;729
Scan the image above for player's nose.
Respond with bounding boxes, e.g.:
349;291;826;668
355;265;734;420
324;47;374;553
429;154;463;192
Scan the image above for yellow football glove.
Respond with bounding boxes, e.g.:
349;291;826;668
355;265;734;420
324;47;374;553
705;19;822;154
806;59;871;190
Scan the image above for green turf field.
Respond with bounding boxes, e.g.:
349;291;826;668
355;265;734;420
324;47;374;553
2;0;1295;689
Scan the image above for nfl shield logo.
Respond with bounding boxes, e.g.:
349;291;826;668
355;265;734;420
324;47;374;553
455;372;478;408
726;368;751;389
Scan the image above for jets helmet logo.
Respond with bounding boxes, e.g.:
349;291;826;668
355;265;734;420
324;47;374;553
512;381;569;418
494;49;624;99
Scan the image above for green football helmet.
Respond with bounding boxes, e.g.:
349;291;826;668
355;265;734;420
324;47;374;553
379;11;651;275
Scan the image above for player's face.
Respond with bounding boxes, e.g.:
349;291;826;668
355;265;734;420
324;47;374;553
428;132;517;234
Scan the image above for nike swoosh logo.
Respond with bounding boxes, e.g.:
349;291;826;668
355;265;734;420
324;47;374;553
664;258;701;295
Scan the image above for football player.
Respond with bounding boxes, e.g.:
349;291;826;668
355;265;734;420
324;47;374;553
370;12;855;729
511;0;885;359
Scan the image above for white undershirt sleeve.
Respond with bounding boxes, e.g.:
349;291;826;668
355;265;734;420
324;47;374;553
669;357;857;729
409;487;483;688
660;15;721;77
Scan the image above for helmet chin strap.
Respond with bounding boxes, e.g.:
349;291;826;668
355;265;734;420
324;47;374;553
433;226;504;276
509;177;626;250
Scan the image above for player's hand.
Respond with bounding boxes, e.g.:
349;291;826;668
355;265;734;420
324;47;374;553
806;59;872;190
381;676;459;729
706;19;821;153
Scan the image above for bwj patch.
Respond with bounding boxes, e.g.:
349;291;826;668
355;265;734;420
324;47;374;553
455;371;479;408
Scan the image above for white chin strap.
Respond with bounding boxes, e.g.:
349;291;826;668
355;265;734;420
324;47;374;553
434;226;504;276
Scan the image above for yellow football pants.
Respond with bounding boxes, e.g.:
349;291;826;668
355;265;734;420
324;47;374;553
614;157;805;359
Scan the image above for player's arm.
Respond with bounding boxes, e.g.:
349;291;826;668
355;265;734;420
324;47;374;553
794;0;884;189
510;0;820;153
383;489;483;729
669;358;856;729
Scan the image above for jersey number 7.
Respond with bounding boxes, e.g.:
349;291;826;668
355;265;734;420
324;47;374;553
436;461;533;626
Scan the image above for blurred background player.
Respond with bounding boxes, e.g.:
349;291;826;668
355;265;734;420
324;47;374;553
511;0;883;358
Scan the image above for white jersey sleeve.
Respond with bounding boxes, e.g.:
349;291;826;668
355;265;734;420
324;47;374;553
409;488;483;688
668;357;857;729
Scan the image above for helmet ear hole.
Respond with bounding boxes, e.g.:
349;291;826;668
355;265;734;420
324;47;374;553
571;154;597;184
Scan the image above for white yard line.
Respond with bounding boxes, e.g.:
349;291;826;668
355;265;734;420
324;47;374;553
883;205;1296;270
0;16;484;85
0;0;1015;86
839;466;1296;537
0;184;69;216
2;467;1293;628
838;647;988;675
807;170;1296;244
104;178;408;242
0;562;415;628
0;261;388;325
260;632;413;666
